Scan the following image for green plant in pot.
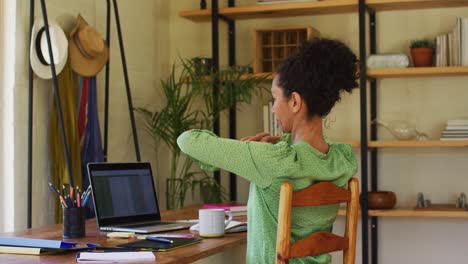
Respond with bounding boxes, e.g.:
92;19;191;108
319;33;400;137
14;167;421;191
410;39;434;67
136;64;202;209
136;59;267;209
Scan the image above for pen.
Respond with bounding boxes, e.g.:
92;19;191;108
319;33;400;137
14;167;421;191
145;236;173;244
82;185;91;199
64;195;74;208
70;186;74;201
82;191;92;207
48;182;68;208
48;182;61;196
77;189;81;208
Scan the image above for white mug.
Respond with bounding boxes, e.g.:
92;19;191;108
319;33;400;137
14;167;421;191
198;209;233;237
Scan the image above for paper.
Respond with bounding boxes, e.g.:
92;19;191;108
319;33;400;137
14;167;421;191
77;252;155;263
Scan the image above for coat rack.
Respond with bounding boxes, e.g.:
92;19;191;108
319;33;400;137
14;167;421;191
27;0;141;228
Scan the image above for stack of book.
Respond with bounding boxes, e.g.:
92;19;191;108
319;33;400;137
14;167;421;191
202;202;247;217
435;17;468;67
440;119;468;141
0;237;98;255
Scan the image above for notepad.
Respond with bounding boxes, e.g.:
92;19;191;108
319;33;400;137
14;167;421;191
190;220;247;233
76;252;155;263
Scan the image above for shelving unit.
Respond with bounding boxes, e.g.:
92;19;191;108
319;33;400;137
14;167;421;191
180;1;468;263
363;1;468;264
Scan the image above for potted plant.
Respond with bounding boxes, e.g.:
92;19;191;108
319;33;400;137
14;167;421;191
136;59;267;209
409;39;434;67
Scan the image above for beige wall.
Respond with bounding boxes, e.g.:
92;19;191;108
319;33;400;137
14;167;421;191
171;1;468;264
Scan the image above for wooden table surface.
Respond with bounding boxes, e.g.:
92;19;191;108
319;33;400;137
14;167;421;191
0;206;247;264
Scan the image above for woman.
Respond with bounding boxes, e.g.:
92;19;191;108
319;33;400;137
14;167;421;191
177;38;358;264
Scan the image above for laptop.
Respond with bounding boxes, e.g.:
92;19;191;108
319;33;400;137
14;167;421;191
87;162;194;234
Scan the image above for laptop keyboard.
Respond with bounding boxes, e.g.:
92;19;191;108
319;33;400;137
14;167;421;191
120;221;176;228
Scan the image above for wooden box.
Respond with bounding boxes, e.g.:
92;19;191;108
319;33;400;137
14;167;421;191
253;26;319;74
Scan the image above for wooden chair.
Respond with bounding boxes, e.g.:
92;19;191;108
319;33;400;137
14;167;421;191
276;178;359;264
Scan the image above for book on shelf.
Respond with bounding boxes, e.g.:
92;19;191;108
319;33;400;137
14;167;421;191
435;17;468;67
446;119;468;126
445;126;468;130
262;101;282;137
263;104;270;134
440;137;468;141
442;130;468;133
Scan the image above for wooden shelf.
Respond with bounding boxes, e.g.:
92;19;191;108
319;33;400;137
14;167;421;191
370;208;468;218
366;0;468;11
179;0;468;22
368;140;468;148
179;0;358;22
339;207;468;218
243;67;468;80
336;140;468;148
367;66;468;78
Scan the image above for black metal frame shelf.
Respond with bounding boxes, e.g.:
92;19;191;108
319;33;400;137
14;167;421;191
362;2;468;264
27;0;141;227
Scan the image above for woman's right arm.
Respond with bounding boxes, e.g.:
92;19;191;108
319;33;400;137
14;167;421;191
177;130;296;188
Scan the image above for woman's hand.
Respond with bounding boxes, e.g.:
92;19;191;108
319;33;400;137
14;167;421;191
240;132;280;144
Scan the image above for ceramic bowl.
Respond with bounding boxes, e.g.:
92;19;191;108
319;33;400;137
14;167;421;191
367;191;397;209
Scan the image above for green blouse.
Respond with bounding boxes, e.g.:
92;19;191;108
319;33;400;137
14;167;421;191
177;129;357;264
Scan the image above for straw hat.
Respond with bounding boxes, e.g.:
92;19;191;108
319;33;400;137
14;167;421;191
69;15;109;77
30;18;68;79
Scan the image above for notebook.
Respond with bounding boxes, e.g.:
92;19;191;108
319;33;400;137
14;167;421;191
76;252;155;263
117;237;203;252
0;237;99;255
87;162;193;233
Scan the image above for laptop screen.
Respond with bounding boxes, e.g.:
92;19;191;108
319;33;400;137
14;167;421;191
88;162;161;227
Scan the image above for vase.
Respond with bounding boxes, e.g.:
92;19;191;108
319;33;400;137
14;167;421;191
367;191;397;209
410;48;434;67
373;119;428;141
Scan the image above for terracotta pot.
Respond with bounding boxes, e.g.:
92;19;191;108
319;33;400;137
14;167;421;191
410;48;434;67
366;191;397;209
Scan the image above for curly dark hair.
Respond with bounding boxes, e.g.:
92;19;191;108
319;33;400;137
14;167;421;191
275;37;358;117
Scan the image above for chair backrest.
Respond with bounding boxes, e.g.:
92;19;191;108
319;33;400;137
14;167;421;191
276;178;359;264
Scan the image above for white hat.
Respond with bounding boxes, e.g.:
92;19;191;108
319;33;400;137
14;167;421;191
30;18;68;79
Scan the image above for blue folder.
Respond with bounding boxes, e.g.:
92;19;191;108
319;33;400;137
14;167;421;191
0;237;98;249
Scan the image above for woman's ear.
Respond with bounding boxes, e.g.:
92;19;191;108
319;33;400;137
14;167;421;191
289;92;302;113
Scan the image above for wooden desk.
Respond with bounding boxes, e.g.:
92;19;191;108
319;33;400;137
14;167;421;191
0;206;247;264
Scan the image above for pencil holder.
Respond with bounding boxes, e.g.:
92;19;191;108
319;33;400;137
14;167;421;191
63;207;86;238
